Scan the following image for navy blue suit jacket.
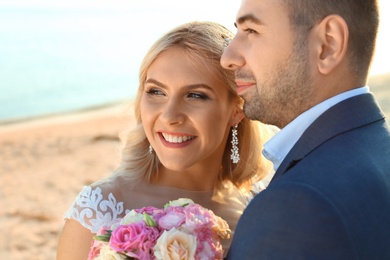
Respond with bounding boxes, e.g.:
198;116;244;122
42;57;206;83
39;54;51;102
227;93;390;259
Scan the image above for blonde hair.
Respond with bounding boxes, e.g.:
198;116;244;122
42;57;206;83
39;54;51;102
114;21;272;191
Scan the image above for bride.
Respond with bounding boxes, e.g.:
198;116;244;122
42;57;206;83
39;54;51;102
56;21;274;259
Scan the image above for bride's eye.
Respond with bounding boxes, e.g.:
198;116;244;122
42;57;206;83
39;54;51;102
146;88;165;96
187;92;209;100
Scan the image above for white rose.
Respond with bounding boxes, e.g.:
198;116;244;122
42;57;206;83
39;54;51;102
215;216;231;239
154;228;197;260
165;198;194;208
96;244;127;260
120;209;143;225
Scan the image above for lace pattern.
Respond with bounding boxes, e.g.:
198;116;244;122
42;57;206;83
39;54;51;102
64;186;128;233
64;181;268;234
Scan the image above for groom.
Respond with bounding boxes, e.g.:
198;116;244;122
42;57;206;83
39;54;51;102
221;0;390;258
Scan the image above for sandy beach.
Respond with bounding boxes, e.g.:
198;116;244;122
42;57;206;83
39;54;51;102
0;101;134;260
0;76;389;260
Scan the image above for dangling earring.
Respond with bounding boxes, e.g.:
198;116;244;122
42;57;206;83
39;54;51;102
149;145;153;154
230;124;240;164
223;37;231;48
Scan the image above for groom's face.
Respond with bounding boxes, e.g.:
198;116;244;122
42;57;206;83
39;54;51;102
221;0;313;128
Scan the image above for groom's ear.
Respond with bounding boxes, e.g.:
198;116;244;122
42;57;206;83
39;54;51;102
230;108;245;126
311;14;349;75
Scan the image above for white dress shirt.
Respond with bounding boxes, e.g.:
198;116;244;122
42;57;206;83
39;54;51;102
262;86;370;172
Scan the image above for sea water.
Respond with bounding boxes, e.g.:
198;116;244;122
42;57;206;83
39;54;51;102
0;2;243;123
0;6;156;123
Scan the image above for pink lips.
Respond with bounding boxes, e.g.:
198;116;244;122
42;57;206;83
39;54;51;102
235;81;255;95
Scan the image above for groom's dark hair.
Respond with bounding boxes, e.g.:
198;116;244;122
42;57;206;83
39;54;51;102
282;0;379;79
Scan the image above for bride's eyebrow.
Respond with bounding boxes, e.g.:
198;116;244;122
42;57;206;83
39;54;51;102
145;78;213;92
183;84;213;92
145;78;167;88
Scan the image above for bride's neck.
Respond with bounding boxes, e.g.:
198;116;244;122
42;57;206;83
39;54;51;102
150;166;220;192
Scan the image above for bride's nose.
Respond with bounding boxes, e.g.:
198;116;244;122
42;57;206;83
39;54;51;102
159;98;185;125
220;38;245;70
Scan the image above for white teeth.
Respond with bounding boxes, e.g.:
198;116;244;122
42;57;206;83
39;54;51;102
162;133;194;143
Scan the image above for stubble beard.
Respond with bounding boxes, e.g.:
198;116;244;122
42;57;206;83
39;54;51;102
240;38;312;128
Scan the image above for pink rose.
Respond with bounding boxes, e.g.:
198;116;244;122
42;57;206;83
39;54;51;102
182;204;216;232
158;207;186;230
109;222;160;259
88;227;111;260
135;206;165;223
135;206;159;215
88;239;104;260
195;236;224;260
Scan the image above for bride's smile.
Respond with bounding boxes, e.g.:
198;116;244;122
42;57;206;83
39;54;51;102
160;132;196;144
140;46;240;173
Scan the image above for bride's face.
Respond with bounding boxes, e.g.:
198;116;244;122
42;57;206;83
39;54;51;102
140;47;236;172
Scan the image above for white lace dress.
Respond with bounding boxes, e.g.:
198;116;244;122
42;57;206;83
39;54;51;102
64;176;267;252
64;186;129;233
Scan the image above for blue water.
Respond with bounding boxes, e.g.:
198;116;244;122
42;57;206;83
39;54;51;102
0;7;156;122
0;3;241;123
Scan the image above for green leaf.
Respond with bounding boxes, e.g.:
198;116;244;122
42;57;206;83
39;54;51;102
93;234;110;242
93;230;112;242
143;212;157;227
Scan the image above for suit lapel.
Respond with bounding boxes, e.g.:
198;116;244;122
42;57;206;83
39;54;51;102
271;93;385;181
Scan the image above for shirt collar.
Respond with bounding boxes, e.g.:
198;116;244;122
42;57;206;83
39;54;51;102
263;86;369;172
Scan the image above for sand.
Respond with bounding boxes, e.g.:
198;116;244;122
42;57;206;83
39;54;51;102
0;102;134;260
0;77;389;260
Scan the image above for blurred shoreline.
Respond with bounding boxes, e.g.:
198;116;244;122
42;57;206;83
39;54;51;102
0;100;132;127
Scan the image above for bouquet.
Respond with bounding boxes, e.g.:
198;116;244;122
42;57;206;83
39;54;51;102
88;198;231;260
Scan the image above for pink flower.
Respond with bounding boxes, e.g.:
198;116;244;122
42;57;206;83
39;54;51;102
109;222;160;259
135;206;165;223
88;239;104;260
158;206;186;230
88;198;230;260
135;206;159;215
182;204;216;233
195;236;223;259
88;227;111;260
